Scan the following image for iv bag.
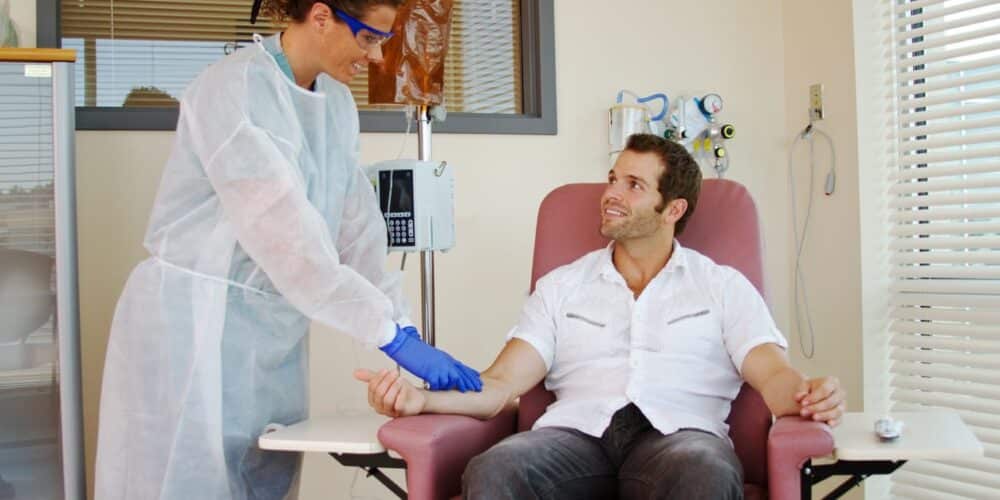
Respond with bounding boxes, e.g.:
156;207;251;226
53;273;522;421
368;0;454;105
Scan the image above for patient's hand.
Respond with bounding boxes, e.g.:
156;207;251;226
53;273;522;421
795;376;846;427
354;368;427;418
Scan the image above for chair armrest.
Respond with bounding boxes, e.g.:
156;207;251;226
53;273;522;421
767;416;835;500
377;408;518;500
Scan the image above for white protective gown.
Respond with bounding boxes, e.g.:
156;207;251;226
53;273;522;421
94;34;409;500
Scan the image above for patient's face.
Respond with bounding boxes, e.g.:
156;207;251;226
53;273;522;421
600;151;667;241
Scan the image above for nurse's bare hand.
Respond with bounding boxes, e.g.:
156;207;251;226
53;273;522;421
354;368;426;418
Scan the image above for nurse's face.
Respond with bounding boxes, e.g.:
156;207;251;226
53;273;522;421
318;4;397;84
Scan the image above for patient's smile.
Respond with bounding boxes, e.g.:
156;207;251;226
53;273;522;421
603;203;628;220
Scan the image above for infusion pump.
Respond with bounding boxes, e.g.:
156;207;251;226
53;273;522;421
367;159;455;252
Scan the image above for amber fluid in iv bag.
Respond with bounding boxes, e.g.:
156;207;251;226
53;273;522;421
368;0;454;105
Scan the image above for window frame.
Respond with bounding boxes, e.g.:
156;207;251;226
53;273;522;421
37;0;556;134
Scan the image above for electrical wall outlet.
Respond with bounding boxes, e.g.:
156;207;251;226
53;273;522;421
809;83;824;121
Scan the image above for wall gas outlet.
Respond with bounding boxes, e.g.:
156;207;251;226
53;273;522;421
809;83;824;122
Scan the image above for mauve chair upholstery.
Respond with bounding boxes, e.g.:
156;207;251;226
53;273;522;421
378;180;834;499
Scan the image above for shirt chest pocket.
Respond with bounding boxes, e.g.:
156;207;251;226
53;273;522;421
651;308;721;357
555;309;626;362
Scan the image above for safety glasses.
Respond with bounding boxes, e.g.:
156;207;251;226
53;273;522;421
332;7;394;51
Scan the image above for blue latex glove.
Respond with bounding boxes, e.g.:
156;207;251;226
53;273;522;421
380;325;483;392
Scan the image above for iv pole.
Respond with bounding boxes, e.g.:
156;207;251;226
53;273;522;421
415;105;436;347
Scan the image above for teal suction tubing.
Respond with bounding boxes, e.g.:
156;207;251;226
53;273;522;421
637;93;669;121
616;89;639;103
616;90;670;122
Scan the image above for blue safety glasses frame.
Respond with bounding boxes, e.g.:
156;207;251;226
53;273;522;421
248;0;393;50
331;6;394;50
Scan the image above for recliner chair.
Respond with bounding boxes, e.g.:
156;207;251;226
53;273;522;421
377;180;835;499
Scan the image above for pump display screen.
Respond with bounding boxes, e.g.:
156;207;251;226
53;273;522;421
380;170;414;215
379;170;415;246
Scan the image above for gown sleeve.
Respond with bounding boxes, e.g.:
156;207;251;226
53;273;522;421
336;165;414;327
186;93;398;347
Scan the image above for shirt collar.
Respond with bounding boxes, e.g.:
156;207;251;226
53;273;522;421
594;239;688;284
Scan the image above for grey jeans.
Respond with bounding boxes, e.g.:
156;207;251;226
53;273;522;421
462;404;743;500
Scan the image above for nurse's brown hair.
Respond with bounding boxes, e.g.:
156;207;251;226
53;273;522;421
260;0;404;23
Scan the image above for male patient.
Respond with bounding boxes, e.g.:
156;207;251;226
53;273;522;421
356;134;846;500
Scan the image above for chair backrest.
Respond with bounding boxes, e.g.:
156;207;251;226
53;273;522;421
519;179;772;489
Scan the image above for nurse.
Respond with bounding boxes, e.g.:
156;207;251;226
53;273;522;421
94;1;480;498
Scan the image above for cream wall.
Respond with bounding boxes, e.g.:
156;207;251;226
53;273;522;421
781;1;864;408
781;1;865;498
14;1;874;499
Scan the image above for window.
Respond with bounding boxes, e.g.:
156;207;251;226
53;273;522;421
36;0;555;133
883;0;1000;496
0;63;56;256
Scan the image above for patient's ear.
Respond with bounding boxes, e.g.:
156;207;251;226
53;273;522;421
662;198;688;226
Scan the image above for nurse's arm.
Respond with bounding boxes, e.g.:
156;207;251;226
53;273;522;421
355;339;547;420
741;343;847;427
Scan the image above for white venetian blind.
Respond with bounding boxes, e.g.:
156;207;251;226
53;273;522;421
887;0;1000;498
59;0;521;113
0;62;56;256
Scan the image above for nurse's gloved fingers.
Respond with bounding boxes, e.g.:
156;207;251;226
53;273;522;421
464;365;482;387
452;373;469;393
458;364;483;391
439;371;459;392
445;374;462;392
467;373;482;392
442;367;463;391
455;367;477;393
428;373;446;391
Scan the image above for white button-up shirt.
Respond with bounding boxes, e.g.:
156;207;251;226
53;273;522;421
508;241;787;440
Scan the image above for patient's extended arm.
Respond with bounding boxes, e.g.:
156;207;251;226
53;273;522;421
355;338;548;420
741;343;846;426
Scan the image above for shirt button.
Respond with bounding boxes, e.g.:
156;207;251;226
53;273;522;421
630;359;638;368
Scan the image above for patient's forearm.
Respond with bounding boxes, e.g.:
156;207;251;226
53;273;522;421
417;339;547;420
760;367;806;418
421;376;515;420
742;344;806;418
